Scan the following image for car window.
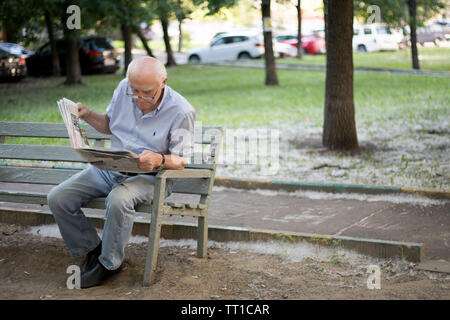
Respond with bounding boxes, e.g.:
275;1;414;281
233;36;248;43
211;36;234;46
39;43;51;55
377;27;392;35
211;38;225;46
353;29;359;36
93;38;114;50
364;28;372;35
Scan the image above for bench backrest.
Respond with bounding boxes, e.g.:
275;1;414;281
0;122;223;196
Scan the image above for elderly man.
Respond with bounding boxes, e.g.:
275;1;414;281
47;57;195;288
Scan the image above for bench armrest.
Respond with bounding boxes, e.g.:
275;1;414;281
155;169;213;179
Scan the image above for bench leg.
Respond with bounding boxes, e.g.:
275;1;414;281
197;215;208;258
143;178;166;287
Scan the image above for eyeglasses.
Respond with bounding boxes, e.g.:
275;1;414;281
126;85;159;102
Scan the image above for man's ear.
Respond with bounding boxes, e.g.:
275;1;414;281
162;78;168;86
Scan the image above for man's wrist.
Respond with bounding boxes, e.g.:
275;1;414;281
158;153;165;170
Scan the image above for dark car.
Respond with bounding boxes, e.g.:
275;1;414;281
400;24;447;47
26;36;119;76
0;45;27;82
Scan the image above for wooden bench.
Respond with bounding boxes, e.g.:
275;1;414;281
0;121;222;286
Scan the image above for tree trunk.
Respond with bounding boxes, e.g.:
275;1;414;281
322;0;358;151
161;17;177;67
296;0;303;59
64;36;83;85
2;21;18;43
133;25;154;57
408;0;420;70
122;24;133;76
323;0;328;47
261;0;278;85
178;18;183;53
44;10;61;76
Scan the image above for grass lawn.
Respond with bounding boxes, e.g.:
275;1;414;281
255;46;450;72
0;65;448;189
0;65;447;127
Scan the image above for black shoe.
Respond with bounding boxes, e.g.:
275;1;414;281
80;260;121;289
80;241;102;274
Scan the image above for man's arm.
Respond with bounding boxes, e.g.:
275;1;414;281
137;151;186;172
77;103;112;135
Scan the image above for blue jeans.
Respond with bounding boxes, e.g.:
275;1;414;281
47;165;172;271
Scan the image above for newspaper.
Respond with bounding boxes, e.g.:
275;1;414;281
57;97;151;173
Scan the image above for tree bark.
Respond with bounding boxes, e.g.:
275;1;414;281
161;17;177;67
261;0;278;85
44;10;61;76
64;36;83;85
60;0;82;85
322;0;358;151
408;0;420;70
323;0;328;47
122;24;133;76
2;21;18;43
296;0;303;59
133;25;154;57
178;18;183;53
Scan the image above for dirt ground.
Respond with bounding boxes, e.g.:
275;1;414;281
0;222;449;300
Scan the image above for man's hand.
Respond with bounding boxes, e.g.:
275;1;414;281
137;150;163;172
77;103;91;120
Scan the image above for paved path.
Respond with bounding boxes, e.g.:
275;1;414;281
1;182;448;261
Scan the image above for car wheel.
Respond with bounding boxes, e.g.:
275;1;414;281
238;52;251;60
434;38;443;47
357;44;367;53
188;55;200;64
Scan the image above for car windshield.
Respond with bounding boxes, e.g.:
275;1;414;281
0;44;26;55
92;38;114;50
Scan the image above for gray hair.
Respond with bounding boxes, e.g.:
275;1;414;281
126;57;167;84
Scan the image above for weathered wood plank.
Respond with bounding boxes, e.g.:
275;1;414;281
0;122;222;144
0;144;215;169
0;167;212;195
0;144;85;162
0;166;81;185
0;122;109;139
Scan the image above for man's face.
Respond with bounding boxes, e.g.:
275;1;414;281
128;74;166;111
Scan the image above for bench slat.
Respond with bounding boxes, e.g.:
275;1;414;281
0;144;86;162
0;166;212;195
0;122;109;139
0;189;204;214
0;144;215;169
0;122;222;144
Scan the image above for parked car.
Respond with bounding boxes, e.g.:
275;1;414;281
434;20;450;40
400;24;447;48
353;24;400;53
187;32;264;63
275;32;326;55
0;42;34;57
26;36;119;76
417;24;446;46
0;44;27;82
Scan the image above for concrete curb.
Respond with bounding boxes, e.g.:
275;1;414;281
0;207;424;263
214;176;450;200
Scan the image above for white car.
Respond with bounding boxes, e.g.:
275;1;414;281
187;32;264;63
353;24;401;53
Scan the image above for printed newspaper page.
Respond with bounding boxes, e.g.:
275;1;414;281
57;98;149;173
